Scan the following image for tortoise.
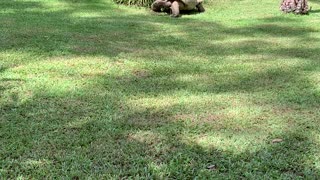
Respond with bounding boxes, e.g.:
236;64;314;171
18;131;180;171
151;0;205;17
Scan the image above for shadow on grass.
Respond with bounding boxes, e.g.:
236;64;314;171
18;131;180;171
1;86;319;178
310;9;320;13
1;0;320;178
1;0;318;57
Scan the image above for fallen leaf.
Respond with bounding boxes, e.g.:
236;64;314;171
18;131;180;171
207;164;217;170
272;138;283;143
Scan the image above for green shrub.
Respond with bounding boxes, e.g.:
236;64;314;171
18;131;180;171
113;0;154;7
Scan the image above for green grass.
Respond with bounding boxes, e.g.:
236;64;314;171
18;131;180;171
1;0;320;178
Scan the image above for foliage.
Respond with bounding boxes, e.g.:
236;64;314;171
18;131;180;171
280;0;309;14
113;0;154;7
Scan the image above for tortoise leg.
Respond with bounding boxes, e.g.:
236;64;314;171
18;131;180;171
151;0;162;12
151;0;171;12
196;3;205;13
171;1;180;17
163;0;172;13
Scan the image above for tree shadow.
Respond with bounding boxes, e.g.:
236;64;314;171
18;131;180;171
1;0;318;58
1;0;320;178
112;112;320;178
310;9;320;13
1;81;319;178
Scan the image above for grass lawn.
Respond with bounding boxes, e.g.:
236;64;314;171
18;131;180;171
1;0;320;178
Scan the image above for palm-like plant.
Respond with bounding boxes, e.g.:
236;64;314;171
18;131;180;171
113;0;154;7
280;0;309;14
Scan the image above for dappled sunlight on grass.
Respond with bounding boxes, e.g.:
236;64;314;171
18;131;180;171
309;71;320;87
188;132;267;154
1;0;320;178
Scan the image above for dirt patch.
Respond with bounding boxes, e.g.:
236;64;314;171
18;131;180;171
132;69;150;78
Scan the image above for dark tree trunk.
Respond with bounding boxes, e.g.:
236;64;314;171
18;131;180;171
280;0;309;14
